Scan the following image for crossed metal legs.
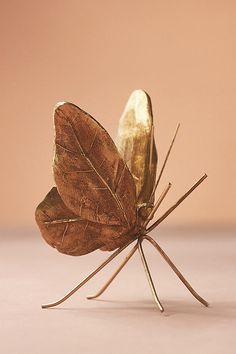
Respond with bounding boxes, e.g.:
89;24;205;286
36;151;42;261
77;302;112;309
42;235;208;311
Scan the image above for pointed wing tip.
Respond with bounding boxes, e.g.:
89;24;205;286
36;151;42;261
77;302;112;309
130;89;153;111
53;102;67;121
54;101;67;110
130;89;150;99
53;102;88;123
122;89;153;123
53;102;77;125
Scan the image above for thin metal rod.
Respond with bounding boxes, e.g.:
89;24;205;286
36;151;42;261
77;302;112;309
41;238;136;309
151;123;180;199
147;174;208;233
144;182;172;228
148;125;154;173
87;242;139;300
144;235;208;307
138;238;164;312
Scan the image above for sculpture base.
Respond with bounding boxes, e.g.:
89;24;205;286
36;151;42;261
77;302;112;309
41;235;208;312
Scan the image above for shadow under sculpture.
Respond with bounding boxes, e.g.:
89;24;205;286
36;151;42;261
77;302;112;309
41;174;208;312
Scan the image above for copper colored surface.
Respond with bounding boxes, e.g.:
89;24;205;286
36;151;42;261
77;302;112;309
35;188;135;256
40;175;207;310
34;89;209;312
53;102;137;228
36;101;140;255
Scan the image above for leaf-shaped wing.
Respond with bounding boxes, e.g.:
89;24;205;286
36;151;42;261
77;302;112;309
53;102;137;229
35;187;136;256
116;90;157;205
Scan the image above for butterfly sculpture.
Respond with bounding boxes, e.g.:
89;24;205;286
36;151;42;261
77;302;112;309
35;89;208;312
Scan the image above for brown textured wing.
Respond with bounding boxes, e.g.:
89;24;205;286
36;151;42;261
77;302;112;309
116;90;157;206
53;102;137;228
35;187;137;256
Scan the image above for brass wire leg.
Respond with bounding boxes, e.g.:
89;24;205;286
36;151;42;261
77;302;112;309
87;237;164;311
87;242;139;300
150;123;180;198
87;235;208;309
138;238;164;312
41;175;208;311
143;235;208;307
41;238;135;309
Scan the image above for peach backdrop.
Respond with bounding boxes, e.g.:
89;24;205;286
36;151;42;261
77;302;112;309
1;0;235;228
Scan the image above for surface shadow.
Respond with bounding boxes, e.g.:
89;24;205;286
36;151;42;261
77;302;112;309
44;298;236;321
163;299;236;319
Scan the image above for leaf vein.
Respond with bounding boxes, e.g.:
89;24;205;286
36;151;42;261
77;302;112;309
59;113;130;227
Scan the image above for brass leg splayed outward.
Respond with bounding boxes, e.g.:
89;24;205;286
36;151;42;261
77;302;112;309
41;239;135;309
143;235;208;307
86;237;164;311
138;237;164;312
86;235;208;309
41;236;208;311
87;242;139;300
41;174;208;311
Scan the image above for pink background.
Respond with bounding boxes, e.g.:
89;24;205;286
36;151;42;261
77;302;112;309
1;2;236;354
1;0;236;228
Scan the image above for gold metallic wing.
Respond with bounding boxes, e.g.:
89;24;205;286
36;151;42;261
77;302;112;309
116;90;157;206
35;187;136;255
53;102;137;229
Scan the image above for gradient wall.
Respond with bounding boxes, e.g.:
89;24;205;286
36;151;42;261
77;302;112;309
1;0;235;228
